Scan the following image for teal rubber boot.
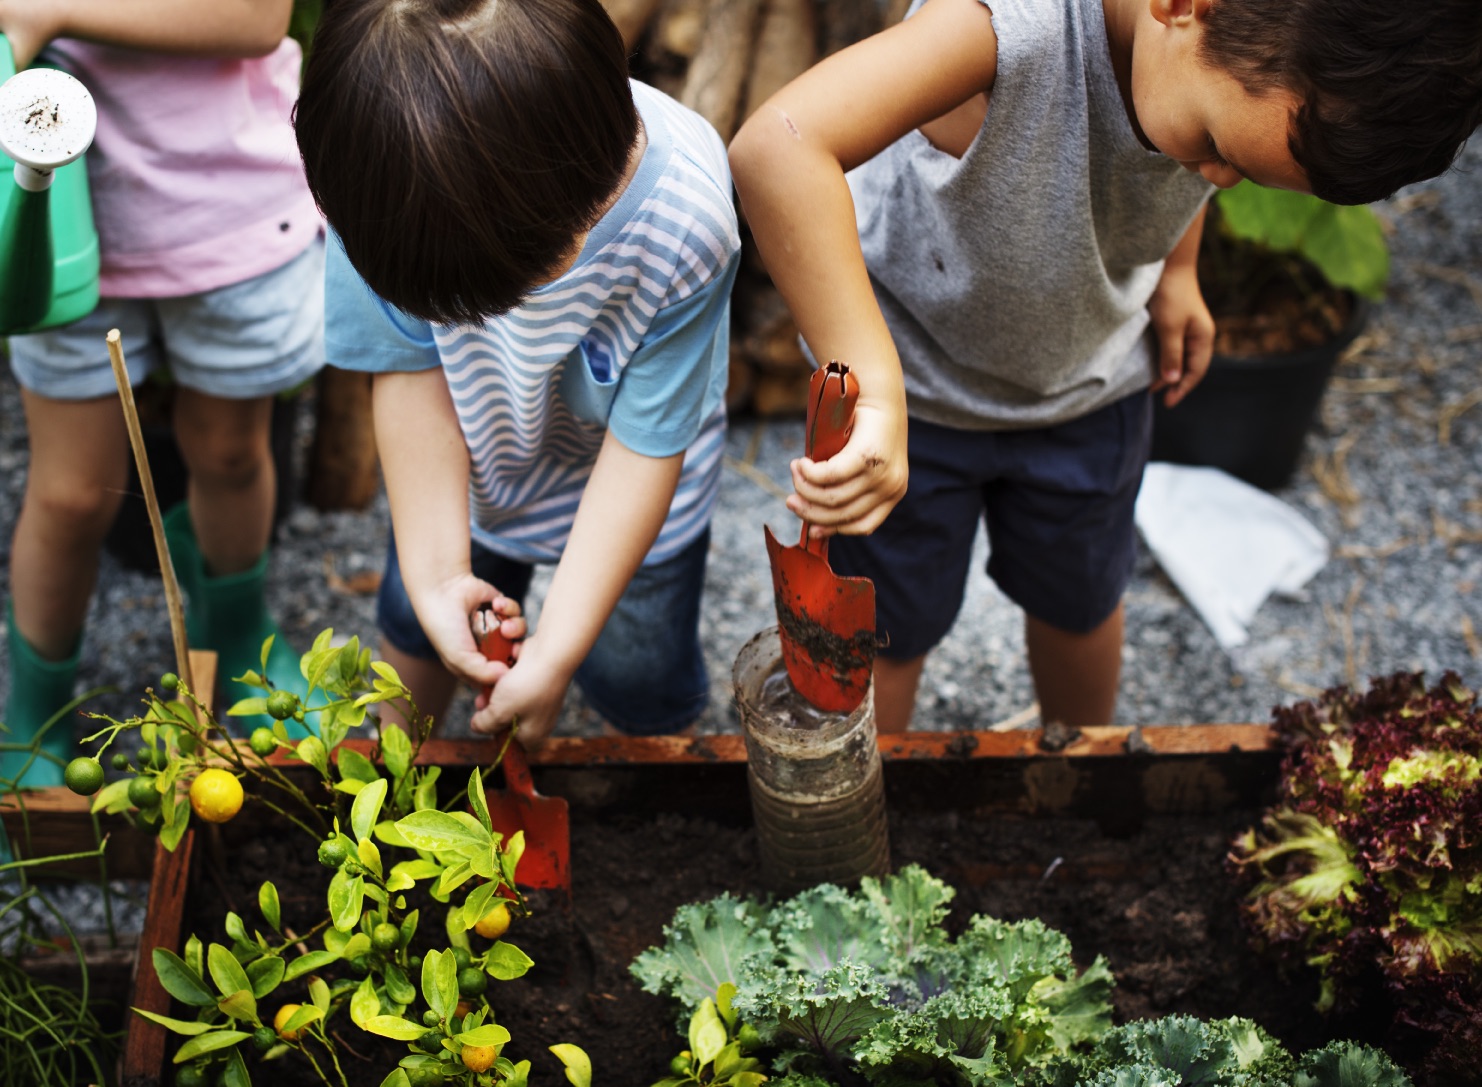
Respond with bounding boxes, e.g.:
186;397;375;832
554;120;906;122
162;504;312;738
1;603;80;789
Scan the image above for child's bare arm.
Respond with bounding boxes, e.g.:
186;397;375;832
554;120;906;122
730;0;999;536
373;369;515;696
1147;204;1215;408
473;432;683;744
0;0;292;67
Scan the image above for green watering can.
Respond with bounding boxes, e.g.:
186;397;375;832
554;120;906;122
0;34;99;335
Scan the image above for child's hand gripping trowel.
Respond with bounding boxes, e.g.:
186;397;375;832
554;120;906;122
473;609;570;893
764;361;878;713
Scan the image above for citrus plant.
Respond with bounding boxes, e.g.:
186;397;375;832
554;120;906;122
75;630;590;1087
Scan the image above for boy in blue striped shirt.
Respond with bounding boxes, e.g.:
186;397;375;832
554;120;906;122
294;0;740;744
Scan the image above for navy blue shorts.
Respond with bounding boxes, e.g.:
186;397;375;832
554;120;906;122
830;390;1152;658
378;529;711;736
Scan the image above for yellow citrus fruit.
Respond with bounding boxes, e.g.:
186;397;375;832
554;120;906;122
461;1043;499;1072
473;901;511;940
189;768;243;824
273;1003;304;1041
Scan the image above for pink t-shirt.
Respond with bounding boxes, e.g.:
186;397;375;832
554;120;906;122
46;38;320;298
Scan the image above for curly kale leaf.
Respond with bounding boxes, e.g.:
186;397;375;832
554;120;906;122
630;894;774;1013
1043;1016;1298;1087
1293;1041;1411;1087
737;959;891;1068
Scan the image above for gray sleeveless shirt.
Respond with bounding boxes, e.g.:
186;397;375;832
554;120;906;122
847;0;1212;430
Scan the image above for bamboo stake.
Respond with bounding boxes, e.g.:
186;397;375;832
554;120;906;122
106;329;194;694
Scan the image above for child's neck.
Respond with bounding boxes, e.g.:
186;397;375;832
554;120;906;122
1101;0;1153;150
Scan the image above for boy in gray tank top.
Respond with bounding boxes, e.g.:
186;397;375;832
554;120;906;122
731;0;1481;732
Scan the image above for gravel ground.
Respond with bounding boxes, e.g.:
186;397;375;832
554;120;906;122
3;143;1481;753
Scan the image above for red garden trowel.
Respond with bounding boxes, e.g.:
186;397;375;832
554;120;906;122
764;361;877;713
473;609;570;893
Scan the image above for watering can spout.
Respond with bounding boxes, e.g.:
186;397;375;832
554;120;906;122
0;40;99;334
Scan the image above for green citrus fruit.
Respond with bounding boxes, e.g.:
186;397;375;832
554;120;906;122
451;946;472;970
422;1008;441;1027
417;1029;445;1054
174;1065;207;1087
371;922;401;954
670;1053;692;1076
266;690;300;720
317;837;349;867
177;728;200;755
111;752;131;771
63;757;105;796
128;775;161;809
248;728;277;757
160;672;179;692
456;966;487;997
189;768;243;823
252;1025;276;1051
406;1066;446;1087
137;744;167;771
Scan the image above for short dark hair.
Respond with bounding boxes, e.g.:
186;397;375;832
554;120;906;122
294;0;638;324
1199;0;1482;205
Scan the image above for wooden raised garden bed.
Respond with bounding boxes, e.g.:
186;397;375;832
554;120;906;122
114;724;1323;1087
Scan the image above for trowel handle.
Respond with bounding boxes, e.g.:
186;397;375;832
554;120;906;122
473;604;520;710
798;361;858;556
805;361;858;462
498;735;537;801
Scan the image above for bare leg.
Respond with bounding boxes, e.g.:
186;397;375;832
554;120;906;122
377;639;459;730
172;388;275;576
10;391;129;659
873;654;927;734
1024;602;1124;728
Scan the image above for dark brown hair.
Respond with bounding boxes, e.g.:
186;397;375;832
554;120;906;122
295;0;638;323
1199;0;1482;205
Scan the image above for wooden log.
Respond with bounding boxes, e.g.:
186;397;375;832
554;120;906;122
679;0;767;142
600;0;666;51
741;0;817;121
306;366;379;512
121;830;195;1087
818;0;881;58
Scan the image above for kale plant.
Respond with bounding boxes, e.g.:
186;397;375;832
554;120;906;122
631;866;1113;1086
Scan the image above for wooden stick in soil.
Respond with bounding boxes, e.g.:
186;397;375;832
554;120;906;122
105;329;194;695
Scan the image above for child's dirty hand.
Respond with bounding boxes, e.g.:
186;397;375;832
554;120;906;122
786;398;908;537
1148;264;1215;409
470;640;565;748
419;575;523;691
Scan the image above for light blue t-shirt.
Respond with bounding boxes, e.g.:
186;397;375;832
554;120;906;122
325;81;741;565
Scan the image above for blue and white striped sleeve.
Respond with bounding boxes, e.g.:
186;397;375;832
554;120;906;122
323;232;442;373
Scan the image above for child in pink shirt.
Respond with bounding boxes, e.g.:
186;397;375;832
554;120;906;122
1;1;323;785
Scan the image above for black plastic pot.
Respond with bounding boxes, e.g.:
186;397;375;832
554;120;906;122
103;393;300;573
1151;296;1368;491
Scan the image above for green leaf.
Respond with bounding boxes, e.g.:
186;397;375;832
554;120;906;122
328;869;366;932
296;735;329;775
396;809;493;854
218;988;260;1025
461;882;499;932
208;943;253;1001
457;1024;512;1047
385;961;417;1006
259;882;281;933
422;949;458;1020
309;975;331;1012
132;1007;216;1035
358;836;384;879
174;1030;253;1063
468;767;492;832
153;947;217;1007
284;950;339;981
362;1015;428;1041
228;697;269;719
350;976;381;1027
352;778;389;843
283;1004;324;1036
485;941;534;981
246;955;285;999
387;859;440;892
159;795;191;851
1300;202;1389;299
379;1071;412;1087
223;1047;251;1087
689;999;727;1066
338;747;381;785
435;860;475;897
90;777;132;814
550;1044;592;1087
374;820;413;849
381;723;413;778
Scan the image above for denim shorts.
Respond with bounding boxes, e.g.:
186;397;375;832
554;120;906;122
378;528;712;736
7;237;325;401
830;389;1153;657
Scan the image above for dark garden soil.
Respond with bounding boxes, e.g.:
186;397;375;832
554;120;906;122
175;782;1425;1087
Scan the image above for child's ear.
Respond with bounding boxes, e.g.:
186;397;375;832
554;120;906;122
1148;0;1209;29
